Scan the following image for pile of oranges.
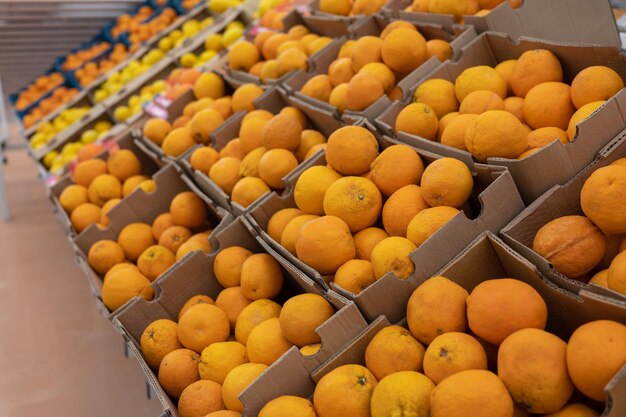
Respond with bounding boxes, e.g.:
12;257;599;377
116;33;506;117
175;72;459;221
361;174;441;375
62;41;111;71
14;72;65;112
23;87;80;129
74;44;130;87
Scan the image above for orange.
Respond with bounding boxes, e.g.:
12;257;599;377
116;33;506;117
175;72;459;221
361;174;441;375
117;222;155;261
190;109;224;145
395;103;439;141
170;191;207;229
107;149;141;182
59;184;89;213
345;72;385;111
350;36;383;72
295;216;356;275
240;253;284;300
465;110;529;161
570;65;624;109
141;319;183;370
495;59;517;94
406;206;460;247
369;144;424;197
231;83;263;113
523;82;575;130
193;73;225;100
74;159;107;187
88;239;125;275
424;332;487;384
296;130;326;162
503;96;525;122
329;58;355;87
455;66;507;102
266;208;303;242
459;90;505;114
532;215;607;278
258;149;298;189
365;325;425;380
228;41;260;72
87;174;122;206
544;404;600;417
467;278;548;345
235;299;282;345
206;411;241;417
333;259;376;294
246;317;294;366
381;28;427;74
162;127;196;157
240;118;268;154
609;251;626;294
319;0;351;15
407;276;469;344
353;227;389;261
179;294;215;321
323;176;382;233
122;175;149;197
421;158;473;208
158;348;201;399
359;63;395;93
370;371;434;417
222;363;268;412
580;165;626;234
280;107;307;130
259;396;316;417
429;0;469;17
280;214;320;254
590;269;609;288
77;143;104;162
567;100;605;140
138;245;176;281
300;344;321;356
510;49;563;97
380;21;417;39
159;225;192;253
178;380;225;417
215;287;252;329
219;140;245;160
294;166;341;215
199;341;248;385
427;39;453;62
304;143;326;159
498;328;573;413
414;78;459;119
527;127;569;148
566;320;626;402
213;246;253;287
279;293;335;347
176;238;211;261
177;303;230;353
101;268;154;311
440;113;477;150
300;74;333;102
262;114;302;151
209;157;242;195
71;203;101;232
313;364;377;417
231;177;271;208
239;147;265;178
430;370;514;417
370;237;417;280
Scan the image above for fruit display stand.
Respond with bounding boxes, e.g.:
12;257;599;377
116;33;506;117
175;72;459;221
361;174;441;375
113;215;368;416
383;0;620;47
245;128;524;322
71;163;231;318
283;14;476;124
376;31;626;204
256;231;626;417
180;87;341;215
502;128;626;298
47;130;164;238
291;0;366;34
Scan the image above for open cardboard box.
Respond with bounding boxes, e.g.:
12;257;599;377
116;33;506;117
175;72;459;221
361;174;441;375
501;127;626;300
376;31;626;204
113;215;368;417
218;10;352;89
383;0;620;47
242;232;626;416
47;129;164;237
179;87;345;215
283;14;476;125
71;163;231;319
290;0;359;35
245;122;525;323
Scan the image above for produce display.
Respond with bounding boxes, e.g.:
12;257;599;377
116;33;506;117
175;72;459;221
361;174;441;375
9;1;626;417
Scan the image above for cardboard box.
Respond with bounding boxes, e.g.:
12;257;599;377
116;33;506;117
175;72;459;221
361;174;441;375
383;0;620;47
180;87;345;215
376;31;626;204
113;215;368;417
501;127;626;300
47;130;164;237
246;123;525;323
293;0;360;34
217;10;353;89
283;14;476;124
71;163;231;319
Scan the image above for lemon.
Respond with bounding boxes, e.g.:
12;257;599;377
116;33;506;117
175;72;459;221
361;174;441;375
182;20;201;37
199;50;218;63
221;27;243;48
81;129;99;144
158;37;173;52
204;33;223;51
152;80;167;93
180;53;198;68
43;151;58;168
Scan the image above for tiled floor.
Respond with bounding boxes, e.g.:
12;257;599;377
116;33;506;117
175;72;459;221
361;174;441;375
0;146;163;417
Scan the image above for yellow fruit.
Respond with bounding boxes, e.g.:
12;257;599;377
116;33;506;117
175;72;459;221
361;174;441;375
420;158;473;208
231;177;271;208
191;109;224;144
258;149;298;189
414;78;459;119
465;110;529;161
395;103;439;141
235;299;282;345
246;317;294;366
228;41;260;72
351;36;383;72
323;177;383;233
300;75;333;102
199;341;248;385
209;157;242;195
459;90;505;115
138;245;176;281
296;130;326;162
406;206;460;247
567;100;605;141
222;363;268;412
313;364;377;417
213;246;253;288
365;325;425;380
370;237;417;280
162;127;196;157
329;58;355;87
259;396;316;417
370;371;434;417
215;287;252;329
571;66;624;109
232;83;264;113
59;184;89;213
193;73;225;100
280;214;320;255
279;293;335;347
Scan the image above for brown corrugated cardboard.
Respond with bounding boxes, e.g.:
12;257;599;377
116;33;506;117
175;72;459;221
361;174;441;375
376;31;626;204
71;163;231;319
113;216;368;417
269;232;626;416
283;14;476;125
383;0;620;47
180;87;344;215
501;127;626;300
217;9;353;88
246;123;525;323
47;129;163;237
